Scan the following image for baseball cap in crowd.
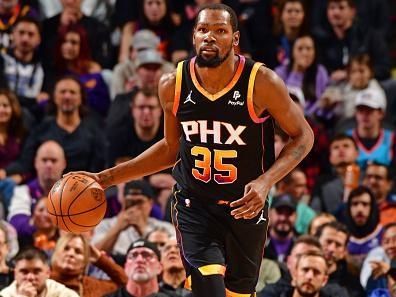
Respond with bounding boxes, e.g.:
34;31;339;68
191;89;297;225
132;29;160;50
271;194;297;211
124;180;155;199
135;49;164;68
126;238;161;260
355;88;387;111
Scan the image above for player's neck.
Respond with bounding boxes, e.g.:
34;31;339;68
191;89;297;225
194;54;238;94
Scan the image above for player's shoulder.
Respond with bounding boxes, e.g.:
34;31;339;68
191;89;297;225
254;63;284;87
159;70;177;91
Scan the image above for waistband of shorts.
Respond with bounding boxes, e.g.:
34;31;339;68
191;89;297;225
173;183;234;206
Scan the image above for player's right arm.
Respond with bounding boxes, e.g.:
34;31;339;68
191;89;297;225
72;72;181;189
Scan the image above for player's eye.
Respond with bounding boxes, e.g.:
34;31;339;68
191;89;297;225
217;29;226;34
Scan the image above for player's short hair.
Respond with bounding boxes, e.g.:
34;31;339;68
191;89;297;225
329;133;358;150
195;3;238;33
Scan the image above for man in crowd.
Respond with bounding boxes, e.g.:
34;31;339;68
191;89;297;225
316;221;365;297
345;89;395;169
92;180;174;259
361;223;396;296
259;235;348;297
276;168;316;234
363;162;396;226
104;239;176;297
265;194;297;262
0;247;78;296
0;16;44;120
160;237;191;297
344;186;382;271
311;134;359;214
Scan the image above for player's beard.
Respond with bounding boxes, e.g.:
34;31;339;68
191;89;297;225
196;42;233;68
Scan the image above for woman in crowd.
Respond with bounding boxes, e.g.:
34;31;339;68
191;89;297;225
9;197;58;254
51;233;127;297
275;33;329;117
52;24;111;117
0;90;26;184
273;0;308;66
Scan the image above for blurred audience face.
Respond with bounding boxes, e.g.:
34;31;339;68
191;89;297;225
147;230;170;250
0;95;12;125
269;207;296;238
137;64;163;93
355;106;383;130
350;193;371;226
132;92;162;130
61;32;80;61
0;228;8;264
61;0;82;10
309;215;335;236
363;164;392;202
294;255;328;297
318;226;347;266
284;170;308;200
0;0;17;11
329;138;358;167
125;247;162;283
124;192;153;219
327;0;355;29
54;236;86;275
14;258;50;295
144;0;167;24
33;198;54;231
12;21;41;55
293;36;315;71
34;141;66;187
349;61;372;89
281;1;304;30
161;238;184;272
54;78;82;115
287;243;321;277
382;225;396;260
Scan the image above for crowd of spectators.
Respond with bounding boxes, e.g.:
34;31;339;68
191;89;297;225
0;0;395;296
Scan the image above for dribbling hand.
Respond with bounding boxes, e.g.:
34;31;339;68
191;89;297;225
230;180;269;219
63;171;102;188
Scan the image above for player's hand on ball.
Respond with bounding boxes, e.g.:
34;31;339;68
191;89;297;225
230;181;269;219
64;170;101;184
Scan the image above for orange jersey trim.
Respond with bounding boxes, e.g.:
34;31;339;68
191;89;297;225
173;61;184;116
226;288;256;297
198;264;226;276
190;55;246;101
247;62;266;123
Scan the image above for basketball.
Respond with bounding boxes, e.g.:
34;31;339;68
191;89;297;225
47;174;107;234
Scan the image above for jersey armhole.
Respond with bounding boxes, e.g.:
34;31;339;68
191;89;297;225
172;61;184;116
247;62;267;123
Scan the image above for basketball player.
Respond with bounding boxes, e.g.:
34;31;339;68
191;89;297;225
73;4;314;297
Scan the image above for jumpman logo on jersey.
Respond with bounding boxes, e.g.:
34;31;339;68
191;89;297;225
256;210;267;224
184;90;196;104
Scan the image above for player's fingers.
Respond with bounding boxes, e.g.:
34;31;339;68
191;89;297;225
230;191;255;208
231;201;261;218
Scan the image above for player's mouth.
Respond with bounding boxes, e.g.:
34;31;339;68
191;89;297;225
200;46;218;53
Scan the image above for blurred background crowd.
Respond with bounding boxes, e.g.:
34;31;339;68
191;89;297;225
0;0;395;296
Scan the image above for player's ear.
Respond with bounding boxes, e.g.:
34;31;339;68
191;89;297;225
233;31;240;47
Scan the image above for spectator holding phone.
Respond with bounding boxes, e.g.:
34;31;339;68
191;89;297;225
91;180;174;260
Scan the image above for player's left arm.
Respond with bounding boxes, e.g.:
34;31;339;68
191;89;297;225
230;66;314;219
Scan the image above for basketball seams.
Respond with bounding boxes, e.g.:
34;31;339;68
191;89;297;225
66;180;98;216
68;201;107;228
48;190;58;227
59;176;73;232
